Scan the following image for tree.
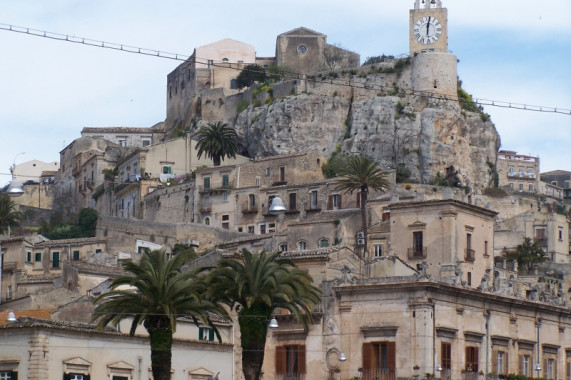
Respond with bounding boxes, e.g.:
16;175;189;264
335;155;390;255
236;64;267;89
195;121;238;166
78;208;98;237
206;249;321;380
0;194;22;236
506;237;547;271
92;250;222;380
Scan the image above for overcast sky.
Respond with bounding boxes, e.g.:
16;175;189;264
1;0;570;187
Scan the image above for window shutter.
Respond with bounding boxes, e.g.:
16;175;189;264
362;343;372;371
338;194;342;209
298;345;306;373
474;347;479;372
504;352;508;375
387;341;396;376
84;375;90;380
492;350;498;373
327;195;333;210
544;359;547;379
199;327;204;340
209;328;214;341
466;347;470;370
275;346;286;374
63;375;71;380
554;360;557;380
11;372;18;380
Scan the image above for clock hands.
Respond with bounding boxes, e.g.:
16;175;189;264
427;17;431;36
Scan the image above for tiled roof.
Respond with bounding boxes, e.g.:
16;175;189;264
82;127;154;134
67;261;126;276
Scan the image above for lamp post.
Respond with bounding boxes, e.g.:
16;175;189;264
6;152;25;197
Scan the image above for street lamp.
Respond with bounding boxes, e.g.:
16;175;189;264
268;317;279;328
6;152;25;197
268;196;286;213
535;363;541;377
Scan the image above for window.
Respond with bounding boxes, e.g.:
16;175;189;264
112;377;128;380
310;190;318;209
362;342;396;379
289;193;297;210
255;177;261;186
328;194;341;210
53;252;60;268
199;327;215;341
259;223;267;235
265;167;270;176
535;228;546;240
520;354;531;377
546;358;555;379
27;251;31;262
319;239;329;248
267;223;276;233
95;249;102;254
509;183;514;189
493;350;508;375
162;166;172;174
441;342;451;370
298;241;307;251
222;215;229;230
223;192;228;201
142;139;151;147
276;345;306;377
529;184;533;192
519;183;524;191
373;244;383;257
203;176;210;189
63;374;88;380
559;229;564;241
73;250;80;261
35;252;41;262
0;371;17;380
279;166;285;182
247;226;255;234
484;241;488;256
249;194;256;208
467;272;472;286
412;231;423;256
465;346;479;372
222;174;229;189
279;243;288;252
118;139;126;147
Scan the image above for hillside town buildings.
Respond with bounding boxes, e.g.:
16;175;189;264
1;1;571;379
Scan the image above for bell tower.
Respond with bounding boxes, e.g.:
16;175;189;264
409;0;448;55
409;0;457;98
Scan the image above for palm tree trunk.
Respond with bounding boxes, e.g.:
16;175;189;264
360;185;368;257
146;318;173;380
239;308;271;380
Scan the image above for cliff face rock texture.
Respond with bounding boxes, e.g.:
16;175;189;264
233;67;501;191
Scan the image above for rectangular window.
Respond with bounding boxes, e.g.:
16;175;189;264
162;166;172;174
362;342;396;379
259;223;267;235
222;215;230;230
53;252;60;268
546;358;555;379
441;342;451;370
373;244;383;257
73;250;80;261
203;176;210;189
249;194;256;208
467;272;472;286
222;174;229;189
248;226;255;234
520;354;531;377
35;252;41;262
493;350;508;375
142;139;151;147
199;327;215;341
289;193;297;210
535;228;546;240
0;371;16;380
310;190;318;209
267;223;276;233
328;194;341;210
27;251;31;262
466;346;479;372
484;241;488;256
413;231;423;256
265;167;270;176
279;243;288;252
298;241;306;250
529;184;533;192
255;177;261;186
276;345;306;376
96;249;102;253
279;166;285;182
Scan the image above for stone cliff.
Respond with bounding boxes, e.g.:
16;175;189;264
231;62;501;191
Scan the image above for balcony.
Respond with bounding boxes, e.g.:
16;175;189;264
198;181;234;193
271;180;288;187
407;247;427;260
241;204;259;214
465;248;476;262
1;261;17;271
534;237;548;248
507;172;536;180
199;207;212;213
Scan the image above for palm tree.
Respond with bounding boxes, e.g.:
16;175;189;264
334;155;390;255
206;249;321;380
195;121;238;166
0;194;22;236
91;250;223;380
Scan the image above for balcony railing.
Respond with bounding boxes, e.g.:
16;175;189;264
465;248;475;262
534;237;548;247
360;368;395;380
407;247;427;259
241;202;259;214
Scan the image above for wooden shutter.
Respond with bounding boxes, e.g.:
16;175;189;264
492;350;498;373
327;195;333;210
387;341;396;377
474;347;479;372
544;359;548;379
298;345;306;373
362;343;372;371
275;346;286;374
554;360;557;380
519;355;523;375
504;353;508;375
337;194;342;209
209;328;215;341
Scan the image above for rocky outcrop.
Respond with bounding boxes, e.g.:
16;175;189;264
233;68;500;191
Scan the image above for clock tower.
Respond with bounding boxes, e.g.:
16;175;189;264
409;0;457;98
409;0;448;55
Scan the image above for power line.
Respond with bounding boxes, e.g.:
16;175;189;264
1;22;570;117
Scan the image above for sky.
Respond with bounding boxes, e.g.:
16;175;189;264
1;0;570;187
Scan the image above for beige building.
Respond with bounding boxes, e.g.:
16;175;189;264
0;315;233;380
497;150;540;193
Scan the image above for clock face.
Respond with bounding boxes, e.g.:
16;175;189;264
414;16;442;45
297;44;307;54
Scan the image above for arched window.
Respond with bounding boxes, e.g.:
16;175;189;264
204;217;210;226
297;241;307;251
279;243;288;252
319;238;329;248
